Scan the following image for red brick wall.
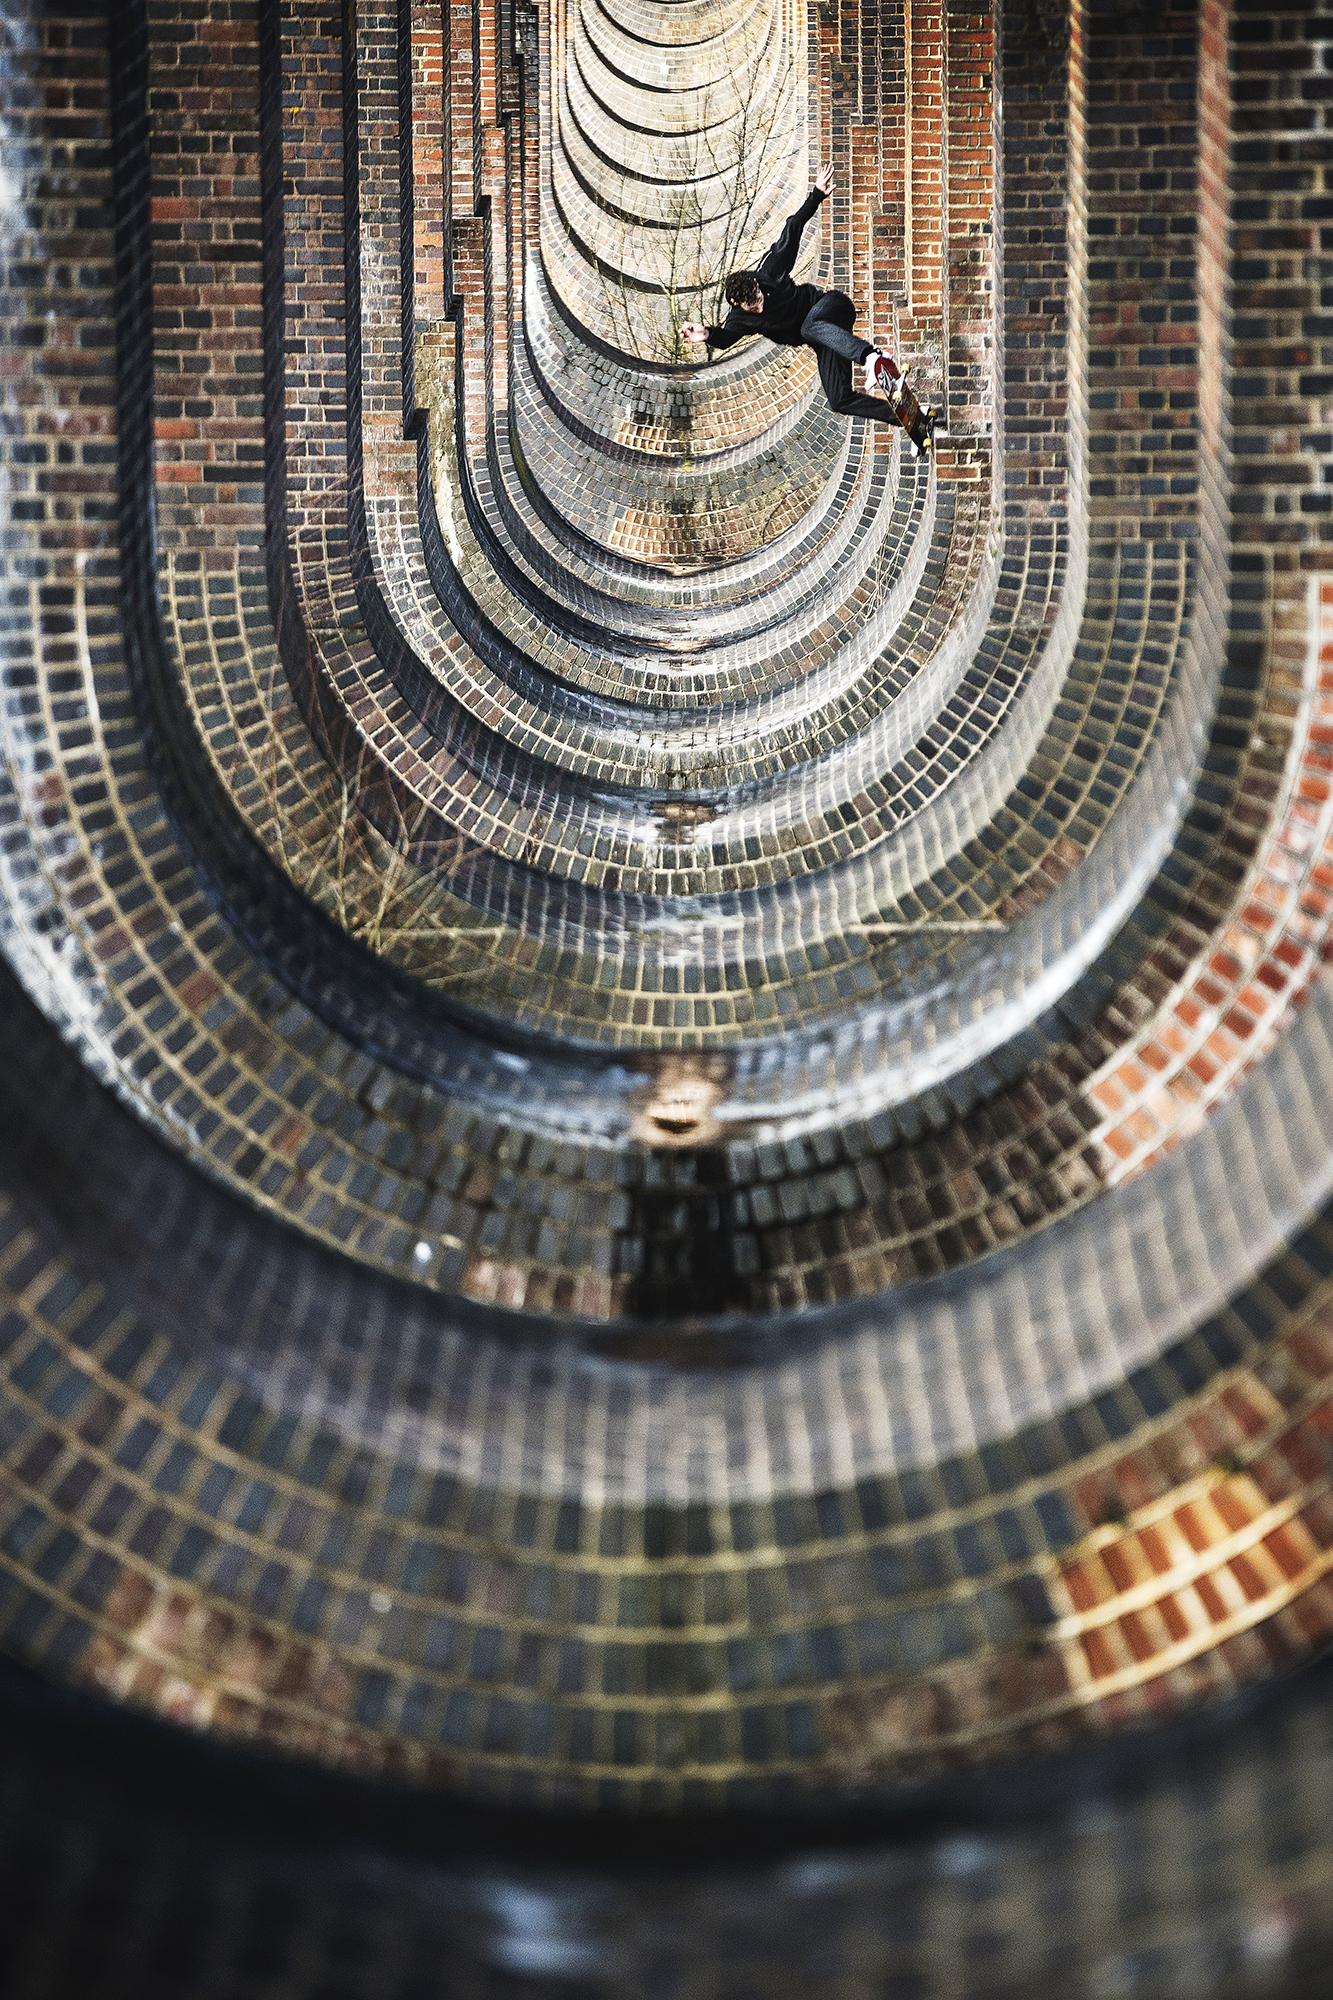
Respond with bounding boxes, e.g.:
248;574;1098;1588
0;9;117;580
871;0;908;320
354;0;413;484
904;0;945;335
1085;7;1199;535
945;4;995;450
148;0;264;552
1000;0;1080;526
1229;0;1333;675
276;1;347;551
831;0;987;465
411;0;445;325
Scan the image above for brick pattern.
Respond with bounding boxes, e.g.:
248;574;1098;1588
945;4;994;444
6;1034;1333;1810
5;1618;1333;2000
148;0;264;553
410;0;446;326
10;0;1333;1848
904;0;946;354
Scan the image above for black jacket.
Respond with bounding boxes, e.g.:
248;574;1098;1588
704;188;827;352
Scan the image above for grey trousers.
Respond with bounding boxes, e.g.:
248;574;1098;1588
800;291;896;421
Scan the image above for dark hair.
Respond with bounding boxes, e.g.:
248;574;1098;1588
724;271;761;308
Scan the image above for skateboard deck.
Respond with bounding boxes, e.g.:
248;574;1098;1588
891;374;935;453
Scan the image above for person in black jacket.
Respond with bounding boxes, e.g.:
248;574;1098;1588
679;162;934;450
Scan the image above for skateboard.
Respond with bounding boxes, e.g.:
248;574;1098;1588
890;372;936;454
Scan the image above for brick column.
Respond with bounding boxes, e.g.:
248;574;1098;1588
1228;2;1320;731
838;0;878;324
1001;0;1081;529
410;0;445;323
448;0;505;454
348;0;415;501
873;0;909;317
901;0;947;398
1196;0;1229;477
148;0;265;554
448;0;473;220
1191;0;1233;711
274;0;346;554
944;1;995;461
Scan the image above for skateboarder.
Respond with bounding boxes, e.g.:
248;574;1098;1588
679;162;937;454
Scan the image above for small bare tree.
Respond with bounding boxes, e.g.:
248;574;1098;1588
199;617;505;988
587;13;803;362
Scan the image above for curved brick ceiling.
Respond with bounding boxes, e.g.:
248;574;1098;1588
5;0;1333;1883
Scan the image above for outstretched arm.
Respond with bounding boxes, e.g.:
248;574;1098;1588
756;160;835;284
678;165;836;351
678;312;745;351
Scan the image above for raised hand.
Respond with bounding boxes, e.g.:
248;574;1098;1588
814;160;836;196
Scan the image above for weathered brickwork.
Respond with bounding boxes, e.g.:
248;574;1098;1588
946;4;995;444
905;0;947;336
148;0;265;552
9;10;1333;1987
409;0;446;325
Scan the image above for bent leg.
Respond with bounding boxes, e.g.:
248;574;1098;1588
800;291;872;366
803;291;903;420
816;345;898;420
